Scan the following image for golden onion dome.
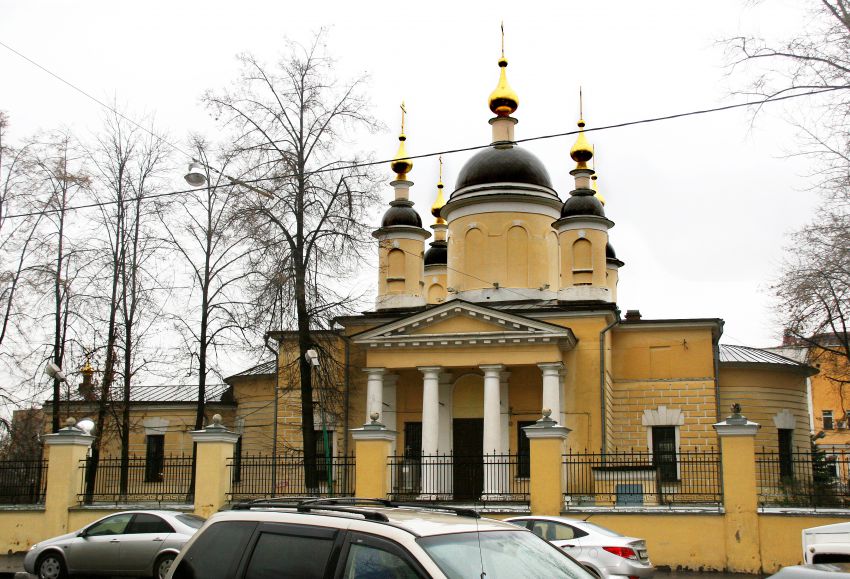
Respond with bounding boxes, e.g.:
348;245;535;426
592;174;606;206
488;57;519;117
391;134;413;179
390;102;413;179
80;359;94;375
570;118;593;169
431;157;447;224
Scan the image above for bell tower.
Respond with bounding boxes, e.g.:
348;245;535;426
374;103;430;310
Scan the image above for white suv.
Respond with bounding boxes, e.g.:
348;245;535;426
167;499;593;579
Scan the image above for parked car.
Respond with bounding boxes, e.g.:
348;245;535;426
24;510;205;579
505;515;655;579
167;498;596;579
769;563;850;579
804;522;850;564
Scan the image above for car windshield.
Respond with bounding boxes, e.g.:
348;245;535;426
418;530;593;579
175;514;206;529
577;522;623;538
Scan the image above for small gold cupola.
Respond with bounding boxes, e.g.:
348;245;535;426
390;101;413;180
592;174;606;206
431;156;447;225
570;89;594;170
488;23;519;117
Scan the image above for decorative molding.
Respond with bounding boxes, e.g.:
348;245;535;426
350;427;398;442
642;406;686;427
773;409;796;430
143;417;169;436
714;421;760;437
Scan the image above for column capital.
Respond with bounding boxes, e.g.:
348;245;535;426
363;367;387;376
191;414;240;444
714;403;760;437
418;366;443;375
538;362;565;374
523;410;571;440
351;427;398;442
479;364;505;375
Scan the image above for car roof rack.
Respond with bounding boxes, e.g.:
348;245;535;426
295;504;390;522
230;496;319;510
390;502;481;519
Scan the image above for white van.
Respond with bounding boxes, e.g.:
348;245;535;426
803;522;850;564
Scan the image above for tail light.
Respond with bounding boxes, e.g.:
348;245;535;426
602;546;638;560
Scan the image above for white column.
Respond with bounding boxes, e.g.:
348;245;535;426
538;363;564;421
481;364;505;498
383;374;398;454
364;368;386;424
559;367;568;427
500;371;511;454
419;366;443;496
437;372;454;495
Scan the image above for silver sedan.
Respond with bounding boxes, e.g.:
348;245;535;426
506;516;655;579
23;510;204;579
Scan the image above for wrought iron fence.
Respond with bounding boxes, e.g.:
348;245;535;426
0;459;47;505
756;447;850;508
227;453;356;500
563;449;723;507
387;453;530;504
78;455;194;504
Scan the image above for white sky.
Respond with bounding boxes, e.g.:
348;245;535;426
0;0;821;361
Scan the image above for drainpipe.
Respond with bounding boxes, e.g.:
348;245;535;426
599;310;621;453
264;333;280;494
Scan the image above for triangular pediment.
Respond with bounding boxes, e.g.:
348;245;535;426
352;300;577;350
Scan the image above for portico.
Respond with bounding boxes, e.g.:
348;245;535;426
352;300;576;500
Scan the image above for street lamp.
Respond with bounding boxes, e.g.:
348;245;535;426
183;160;272;198
305;348;334;495
44;361;66;383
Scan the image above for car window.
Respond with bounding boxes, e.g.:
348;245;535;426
244;529;336;579
127;513;174;534
419;530;592;579
578;522;623;538
172;521;257;579
176;514;206;530
531;521;575;541
507;519;533;530
342;539;423;579
86;513;134;536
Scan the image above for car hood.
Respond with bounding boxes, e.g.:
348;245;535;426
35;531;78;547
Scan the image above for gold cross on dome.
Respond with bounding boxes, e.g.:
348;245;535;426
400;101;407;134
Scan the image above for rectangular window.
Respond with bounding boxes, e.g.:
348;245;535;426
145;434;165;483
517;421;535;478
823;410;834;430
651;426;678;483
314;429;333;486
403;422;422;459
779;428;794;479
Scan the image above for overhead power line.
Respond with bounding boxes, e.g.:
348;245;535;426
1;39;846;221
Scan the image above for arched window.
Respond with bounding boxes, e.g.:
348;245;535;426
572;238;593;285
387;248;405;292
464;228;485;286
506;226;528;287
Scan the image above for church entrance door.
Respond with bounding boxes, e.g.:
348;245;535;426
453;418;483;500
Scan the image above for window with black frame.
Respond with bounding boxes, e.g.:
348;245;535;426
145;434;165;482
779;428;794;479
517;421;535;478
651;426;678;483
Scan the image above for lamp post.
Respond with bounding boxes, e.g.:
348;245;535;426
305;349;333;496
184;161;273;198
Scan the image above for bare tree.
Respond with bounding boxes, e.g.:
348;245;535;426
23;131;91;432
84;111;171;500
204;33;380;489
160;139;255;496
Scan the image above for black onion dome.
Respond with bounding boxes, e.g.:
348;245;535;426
454;146;553;191
606;242;617;259
561;192;606;218
381;200;422;228
424;241;447;266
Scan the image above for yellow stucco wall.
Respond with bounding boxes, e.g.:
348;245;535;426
718;367;810;451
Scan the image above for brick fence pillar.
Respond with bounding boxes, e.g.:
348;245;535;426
714;404;761;573
43;418;93;537
191;414;239;518
524;409;570;516
351;413;396;499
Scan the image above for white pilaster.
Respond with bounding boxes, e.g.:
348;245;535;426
538;362;564;421
437;372;454;454
364;368;386;424
559;367;567;427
